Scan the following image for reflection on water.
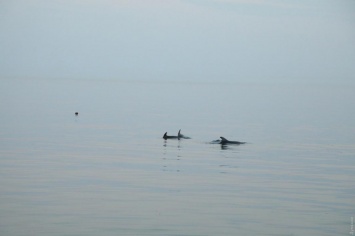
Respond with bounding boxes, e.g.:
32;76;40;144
0;79;354;236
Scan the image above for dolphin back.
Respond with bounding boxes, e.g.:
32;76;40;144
220;136;245;145
220;137;228;142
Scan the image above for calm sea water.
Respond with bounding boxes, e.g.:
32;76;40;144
0;78;354;236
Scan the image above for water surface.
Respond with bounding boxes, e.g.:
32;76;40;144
0;78;354;236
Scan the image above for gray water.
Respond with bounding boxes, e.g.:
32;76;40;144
0;78;354;236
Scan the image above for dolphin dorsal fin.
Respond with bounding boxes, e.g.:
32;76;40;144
163;132;167;138
178;129;181;136
220;137;228;142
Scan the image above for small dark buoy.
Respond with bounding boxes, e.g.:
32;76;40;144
75;112;79;116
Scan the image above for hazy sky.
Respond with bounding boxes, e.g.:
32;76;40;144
0;0;354;84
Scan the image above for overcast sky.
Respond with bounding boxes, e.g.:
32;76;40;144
0;0;354;84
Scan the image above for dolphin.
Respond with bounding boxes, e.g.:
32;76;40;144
163;132;179;140
178;129;191;139
219;137;245;145
163;130;180;140
163;129;191;140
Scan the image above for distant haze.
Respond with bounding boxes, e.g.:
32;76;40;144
1;0;354;84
